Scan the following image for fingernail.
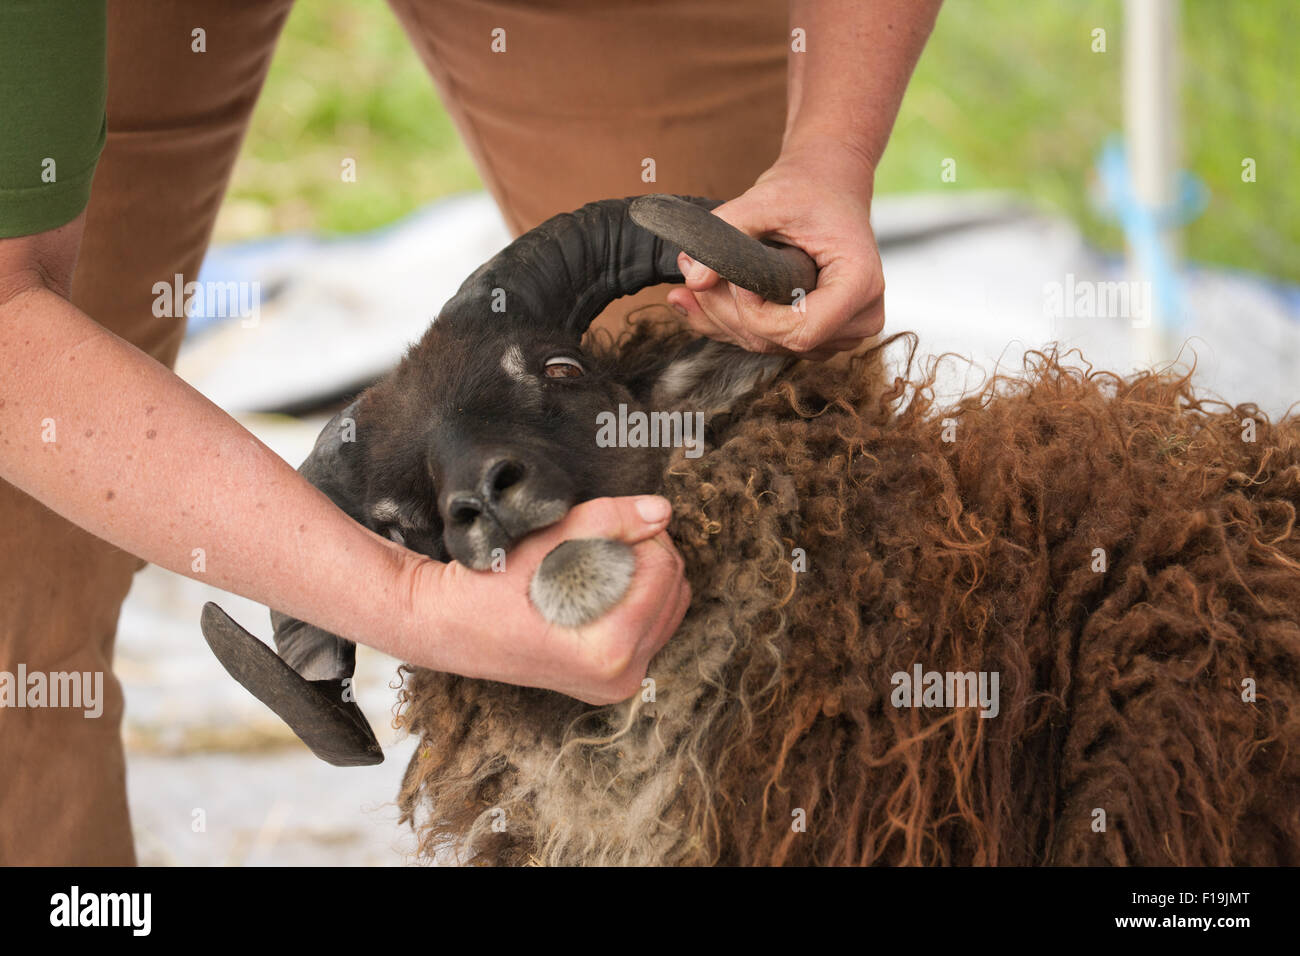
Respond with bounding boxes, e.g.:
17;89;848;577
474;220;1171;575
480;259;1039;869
671;303;688;317
635;496;671;523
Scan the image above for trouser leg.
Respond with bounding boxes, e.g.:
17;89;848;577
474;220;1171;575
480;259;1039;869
0;0;294;865
386;0;789;339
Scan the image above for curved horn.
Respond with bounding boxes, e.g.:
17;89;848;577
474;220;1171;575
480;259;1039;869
438;196;709;338
198;402;384;767
629;194;818;305
201;603;383;767
437;194;817;338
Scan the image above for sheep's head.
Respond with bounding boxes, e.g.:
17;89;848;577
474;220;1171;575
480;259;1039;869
353;317;789;571
199;195;816;766
348;196;808;570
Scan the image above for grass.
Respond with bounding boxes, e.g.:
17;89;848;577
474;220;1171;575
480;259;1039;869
218;0;478;239
220;0;1300;283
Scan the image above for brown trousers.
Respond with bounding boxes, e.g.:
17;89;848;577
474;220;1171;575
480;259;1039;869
0;0;787;864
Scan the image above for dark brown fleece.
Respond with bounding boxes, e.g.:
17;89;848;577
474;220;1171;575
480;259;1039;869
396;328;1300;866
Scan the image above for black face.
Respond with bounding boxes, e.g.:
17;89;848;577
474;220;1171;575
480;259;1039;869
355;321;671;570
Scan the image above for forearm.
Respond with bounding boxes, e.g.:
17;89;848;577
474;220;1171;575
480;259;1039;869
670;1;940;352
785;0;942;168
0;278;425;659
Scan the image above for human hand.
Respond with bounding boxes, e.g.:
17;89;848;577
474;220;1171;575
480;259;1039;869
396;495;688;705
667;139;885;359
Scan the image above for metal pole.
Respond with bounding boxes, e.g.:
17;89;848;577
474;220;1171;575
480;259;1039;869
1124;0;1180;361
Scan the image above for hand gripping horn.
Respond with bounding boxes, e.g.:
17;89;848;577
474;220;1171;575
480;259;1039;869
628;194;817;305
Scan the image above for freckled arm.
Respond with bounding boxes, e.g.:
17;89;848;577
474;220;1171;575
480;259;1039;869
0;219;426;660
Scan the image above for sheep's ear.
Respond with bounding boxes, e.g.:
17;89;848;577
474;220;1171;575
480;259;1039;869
650;339;792;414
297;400;370;525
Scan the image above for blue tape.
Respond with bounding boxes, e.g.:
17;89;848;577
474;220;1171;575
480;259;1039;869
1093;135;1207;330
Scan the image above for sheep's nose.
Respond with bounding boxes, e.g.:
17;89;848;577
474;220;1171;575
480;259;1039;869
445;457;528;528
446;492;484;527
481;457;527;504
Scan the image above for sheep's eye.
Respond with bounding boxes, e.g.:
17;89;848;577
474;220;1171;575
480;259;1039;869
543;356;584;379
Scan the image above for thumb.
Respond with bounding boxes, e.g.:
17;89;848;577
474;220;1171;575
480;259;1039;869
527;495;672;552
678;252;720;291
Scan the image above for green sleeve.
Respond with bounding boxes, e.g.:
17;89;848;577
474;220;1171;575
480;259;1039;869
0;0;107;238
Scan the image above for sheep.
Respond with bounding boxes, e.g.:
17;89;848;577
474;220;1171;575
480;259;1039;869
202;195;1300;865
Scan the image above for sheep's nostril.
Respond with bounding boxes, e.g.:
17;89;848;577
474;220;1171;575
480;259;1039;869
448;494;483;526
484;459;526;502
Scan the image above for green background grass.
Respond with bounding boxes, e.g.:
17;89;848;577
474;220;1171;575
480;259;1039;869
220;0;1299;282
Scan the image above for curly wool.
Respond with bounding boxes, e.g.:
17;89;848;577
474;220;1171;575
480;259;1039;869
396;328;1300;866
